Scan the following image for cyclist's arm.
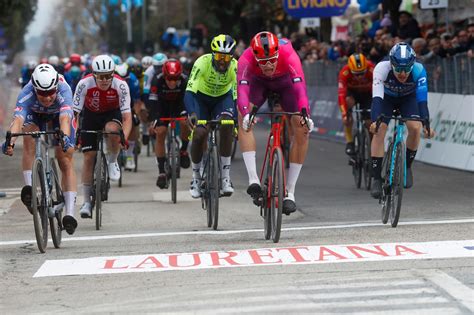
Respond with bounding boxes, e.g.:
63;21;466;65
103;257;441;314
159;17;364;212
287;48;309;113
371;62;389;122
236;50;253;116
117;80;132;139
231;60;237;101
415;65;429;121
185;58;206;115
338;69;349;116
72;78;88;114
57;80;74;137
184;91;199;115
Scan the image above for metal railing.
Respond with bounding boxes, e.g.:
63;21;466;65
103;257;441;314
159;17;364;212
303;53;474;95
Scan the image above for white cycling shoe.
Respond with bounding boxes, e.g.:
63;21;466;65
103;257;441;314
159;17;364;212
220;177;234;197
79;202;92;218
189;178;202;199
108;162;121;181
125;157;135;170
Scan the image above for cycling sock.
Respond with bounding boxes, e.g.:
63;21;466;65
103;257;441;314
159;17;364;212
406;149;417;168
64;191;77;217
157;157;166;173
106;152;118;164
242;151;259;185
126;141;135;157
371;157;383;180
221;156;231;179
286;163;302;195
23;170;32;186
181;140;189;151
192;161;202;179
344;125;353;143
82;184;92;203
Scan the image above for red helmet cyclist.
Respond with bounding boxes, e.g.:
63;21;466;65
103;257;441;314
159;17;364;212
162;59;182;81
250;31;279;62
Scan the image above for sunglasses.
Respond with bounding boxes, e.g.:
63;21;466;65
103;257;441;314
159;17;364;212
165;76;180;82
94;72;114;81
35;88;57;97
392;65;413;74
256;53;279;66
213;53;233;62
351;71;366;76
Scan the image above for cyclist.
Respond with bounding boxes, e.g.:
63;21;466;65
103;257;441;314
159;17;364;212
147;59;191;188
370;42;435;199
184;34;237;198
338;53;374;156
2;64;78;234
143;53;168;102
73;55;132;218
20;60;37;87
115;63;142;171
237;31;314;215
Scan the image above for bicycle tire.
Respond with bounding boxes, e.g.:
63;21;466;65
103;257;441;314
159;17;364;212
170;129;177;204
270;148;284;243
263;157;271;240
94;151;103;230
210;145;220;230
118;152;123;188
390;142;404;227
231;134;238;161
133;144;139;173
363;128;372;190
32;159;48;253
381;143;393;224
49;158;63;249
282;122;290;169
352;131;362;189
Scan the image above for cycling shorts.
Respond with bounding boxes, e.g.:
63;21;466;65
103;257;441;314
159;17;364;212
80;108;122;152
371;92;420;125
23;112;77;147
347;90;371;120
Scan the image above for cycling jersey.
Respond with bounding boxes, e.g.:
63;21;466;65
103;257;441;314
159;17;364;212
143;65;155;95
186;54;237;99
338;63;374;115
125;72;141;103
371;60;429;122
72;74;131;114
237;39;309;116
14;76;74;120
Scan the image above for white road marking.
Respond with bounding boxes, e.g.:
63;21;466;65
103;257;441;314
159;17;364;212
33;240;474;277
1;218;473;246
417;269;474;313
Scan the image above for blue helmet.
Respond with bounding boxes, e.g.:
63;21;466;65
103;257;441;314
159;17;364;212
389;42;416;73
125;56;138;67
152;53;168;66
111;54;122;65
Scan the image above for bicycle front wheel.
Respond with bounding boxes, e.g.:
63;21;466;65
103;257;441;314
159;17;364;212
390;142;404;227
32;159;48;253
363;128;372;190
209;146;220;230
170;131;177;204
270;148;284;243
49;159;63;249
381;143;393;225
352;131;362;189
282;122;290;169
94;151;106;230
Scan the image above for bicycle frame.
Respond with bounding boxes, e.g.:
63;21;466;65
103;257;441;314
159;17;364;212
388;123;407;187
260;115;286;191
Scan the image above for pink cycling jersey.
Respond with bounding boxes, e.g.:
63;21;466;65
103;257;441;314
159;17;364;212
237;39;309;116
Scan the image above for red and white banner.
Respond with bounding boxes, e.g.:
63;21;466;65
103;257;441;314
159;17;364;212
34;240;474;277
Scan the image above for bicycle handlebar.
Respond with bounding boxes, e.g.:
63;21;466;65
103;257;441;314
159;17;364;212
197;119;235;126
78;129;126;146
375;114;430;137
159;117;187;122
6;129;65;148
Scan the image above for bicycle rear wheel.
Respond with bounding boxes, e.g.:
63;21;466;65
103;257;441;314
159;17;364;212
49;159;63;249
363;128;372;190
281;122;290;169
352;131;362;188
390;142;404;228
231;131;238;161
381;143;393;224
118;151;124;187
262;154;271;240
209;146;220;230
270;148;284;243
170;130;178;204
32;159;48;253
94;151;105;230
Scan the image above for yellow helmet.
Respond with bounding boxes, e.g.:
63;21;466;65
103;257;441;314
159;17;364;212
348;53;368;73
210;34;236;54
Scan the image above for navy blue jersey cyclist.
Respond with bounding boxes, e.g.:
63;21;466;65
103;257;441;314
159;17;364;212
369;42;435;199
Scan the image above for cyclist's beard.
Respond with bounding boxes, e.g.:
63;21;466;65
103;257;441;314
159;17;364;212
214;59;229;73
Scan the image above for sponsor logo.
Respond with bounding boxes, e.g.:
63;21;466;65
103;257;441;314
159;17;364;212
239;80;249;85
292;77;302;83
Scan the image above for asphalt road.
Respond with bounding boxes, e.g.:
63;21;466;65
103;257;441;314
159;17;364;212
0;124;473;314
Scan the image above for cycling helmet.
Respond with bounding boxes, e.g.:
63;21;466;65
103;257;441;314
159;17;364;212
210;34;236;54
70;53;81;64
27;60;38;70
126;56;138;67
389;42;416;73
162;59;182;80
92;55;115;73
31;64;59;91
141;56;153;68
115;63;130;78
111;54;122;65
348;53;368;74
250;31;279;59
152;53;168;66
48;55;59;66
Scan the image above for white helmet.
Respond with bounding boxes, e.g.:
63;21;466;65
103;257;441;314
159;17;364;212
92;55;115;73
141;56;153;68
115;63;129;78
48;55;59;66
31;64;59;91
27;60;38;70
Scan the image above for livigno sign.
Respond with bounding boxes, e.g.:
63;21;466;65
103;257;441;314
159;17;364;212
283;0;350;18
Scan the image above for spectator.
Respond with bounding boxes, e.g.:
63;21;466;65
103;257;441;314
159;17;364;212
424;37;442;63
454;29;470;54
412;37;427;62
439;33;457;58
369;29;388;63
394;11;421;43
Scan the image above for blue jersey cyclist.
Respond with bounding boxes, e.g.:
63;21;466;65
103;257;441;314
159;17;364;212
369;42;435;199
2;64;78;235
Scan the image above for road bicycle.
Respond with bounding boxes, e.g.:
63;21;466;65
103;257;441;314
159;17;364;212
350;104;372;190
6;129;65;253
375;111;429;227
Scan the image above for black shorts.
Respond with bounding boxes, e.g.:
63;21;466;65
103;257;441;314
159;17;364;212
347;90;371;120
80;108;122;152
149;101;186;127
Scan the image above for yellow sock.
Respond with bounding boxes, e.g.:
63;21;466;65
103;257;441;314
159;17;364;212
344;125;353;143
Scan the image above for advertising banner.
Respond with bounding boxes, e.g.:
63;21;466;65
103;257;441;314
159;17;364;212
283;0;350;18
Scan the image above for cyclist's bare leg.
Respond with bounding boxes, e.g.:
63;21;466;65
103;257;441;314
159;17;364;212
81;150;97;203
370;122;387;158
55;146;77;216
219;114;234;186
154;125;167;158
190;126;208;179
178;121;191;149
238;111;259;186
343;96;355;143
406;120;422;151
369;122;387;188
21;124;39;185
104;120;122;161
286;115;310;197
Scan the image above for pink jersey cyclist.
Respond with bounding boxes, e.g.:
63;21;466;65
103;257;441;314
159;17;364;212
237;38;310;116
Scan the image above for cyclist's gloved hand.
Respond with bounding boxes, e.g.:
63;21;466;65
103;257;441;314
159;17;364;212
187;112;198;128
61;135;74;152
2;141;13;155
300;110;314;133
242;113;254;131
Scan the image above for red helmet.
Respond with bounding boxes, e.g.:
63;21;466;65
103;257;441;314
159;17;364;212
162;59;182;80
70;53;81;64
250;31;279;59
